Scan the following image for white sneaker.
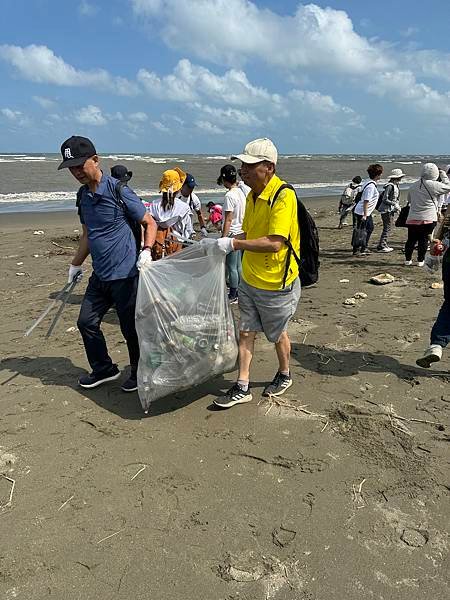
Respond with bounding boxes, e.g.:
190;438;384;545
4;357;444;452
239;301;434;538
378;247;394;253
404;260;413;266
417;261;425;267
416;344;442;368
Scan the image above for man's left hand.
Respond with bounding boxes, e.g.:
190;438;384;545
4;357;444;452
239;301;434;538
137;248;153;270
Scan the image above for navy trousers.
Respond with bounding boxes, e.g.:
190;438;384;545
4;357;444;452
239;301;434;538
77;273;140;375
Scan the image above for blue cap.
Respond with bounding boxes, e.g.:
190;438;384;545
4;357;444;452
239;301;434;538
185;173;196;189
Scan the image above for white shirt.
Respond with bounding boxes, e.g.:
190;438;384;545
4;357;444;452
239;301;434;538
179;192;201;213
223;181;250;236
354;179;379;216
146;197;193;239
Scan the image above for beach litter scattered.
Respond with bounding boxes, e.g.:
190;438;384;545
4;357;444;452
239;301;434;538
369;273;395;285
33;230;45;235
430;282;444;289
339;279;350;283
353;292;368;299
343;298;356;306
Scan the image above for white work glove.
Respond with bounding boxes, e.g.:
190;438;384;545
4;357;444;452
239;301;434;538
136;248;153;270
68;264;83;283
200;226;208;238
217;237;235;254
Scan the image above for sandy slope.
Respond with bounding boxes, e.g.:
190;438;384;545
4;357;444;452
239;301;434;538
0;200;449;600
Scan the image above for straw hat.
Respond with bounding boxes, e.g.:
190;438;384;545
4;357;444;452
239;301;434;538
159;167;186;193
389;168;406;179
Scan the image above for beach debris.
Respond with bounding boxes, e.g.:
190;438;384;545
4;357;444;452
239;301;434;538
353;292;368;299
343;297;356;306
352;478;367;509
130;465;147;481
0;475;16;508
430;282;444;289
33;230;45;235
58;495;74;511
339;278;350;283
272;525;296;548
66;326;77;333
33;254;40;258
0;448;17;472
16;262;23;266
15;272;29;277
400;528;428;548
96;529;125;545
51;241;74;250
369;273;395;285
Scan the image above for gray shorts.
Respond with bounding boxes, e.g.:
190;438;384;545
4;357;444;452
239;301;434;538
238;278;301;343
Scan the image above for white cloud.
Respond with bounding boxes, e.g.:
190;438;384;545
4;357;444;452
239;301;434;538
129;111;148;122
189;103;261;127
1;107;29;127
138;59;284;110
400;26;419;38
79;1;98;17
32;95;56;109
371;70;450;117
152;121;170;133
195;120;224;135
0;44;139;96
132;1;390;74
74;105;108;126
131;0;450;119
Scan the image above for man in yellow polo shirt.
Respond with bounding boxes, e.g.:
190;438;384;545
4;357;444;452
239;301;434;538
214;138;301;409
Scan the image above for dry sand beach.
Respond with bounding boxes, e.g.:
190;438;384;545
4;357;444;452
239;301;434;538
1;196;449;599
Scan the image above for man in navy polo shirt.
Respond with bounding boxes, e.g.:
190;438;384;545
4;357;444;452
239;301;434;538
58;136;157;392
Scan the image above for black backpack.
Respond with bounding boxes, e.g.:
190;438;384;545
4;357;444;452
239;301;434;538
270;184;320;288
76;181;142;255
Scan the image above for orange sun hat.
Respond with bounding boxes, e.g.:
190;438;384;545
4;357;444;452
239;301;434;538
159;167;186;193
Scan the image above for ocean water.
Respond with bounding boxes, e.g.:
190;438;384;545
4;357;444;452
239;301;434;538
1;152;449;213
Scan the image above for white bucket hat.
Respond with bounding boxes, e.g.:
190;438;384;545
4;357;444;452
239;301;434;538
231;137;278;165
389;168;406;179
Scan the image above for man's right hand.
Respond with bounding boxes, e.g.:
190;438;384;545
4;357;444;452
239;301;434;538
68;264;83;283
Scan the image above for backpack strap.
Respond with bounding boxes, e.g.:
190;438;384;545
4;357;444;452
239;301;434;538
269;183;301;288
76;184;88;219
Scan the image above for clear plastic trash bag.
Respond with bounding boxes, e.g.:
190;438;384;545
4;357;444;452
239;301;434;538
135;239;238;412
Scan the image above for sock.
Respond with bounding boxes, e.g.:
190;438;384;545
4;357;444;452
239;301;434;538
237;379;249;391
280;370;290;377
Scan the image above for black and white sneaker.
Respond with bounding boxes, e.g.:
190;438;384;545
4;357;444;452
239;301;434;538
121;375;138;392
262;372;292;397
78;365;120;389
213;383;252;409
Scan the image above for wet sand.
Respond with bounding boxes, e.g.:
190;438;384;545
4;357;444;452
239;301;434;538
0;196;449;599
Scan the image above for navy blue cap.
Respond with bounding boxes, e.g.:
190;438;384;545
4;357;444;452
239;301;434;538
184;173;196;189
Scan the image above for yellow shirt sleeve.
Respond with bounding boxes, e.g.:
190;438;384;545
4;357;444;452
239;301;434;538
267;189;296;239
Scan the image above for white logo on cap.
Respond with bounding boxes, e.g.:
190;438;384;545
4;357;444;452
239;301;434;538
64;148;74;159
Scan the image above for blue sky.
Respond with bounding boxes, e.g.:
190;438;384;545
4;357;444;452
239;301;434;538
1;0;450;153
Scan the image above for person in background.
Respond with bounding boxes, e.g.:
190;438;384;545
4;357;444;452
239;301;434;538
437;164;450;219
352;164;383;255
376;168;405;252
59;136;157;392
206;201;223;231
178;173;208;237
111;164;133;184
214;138;300;409
146;168;194;254
416;213;450;368
338;176;361;228
218;164;250;303
404;163;450;267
